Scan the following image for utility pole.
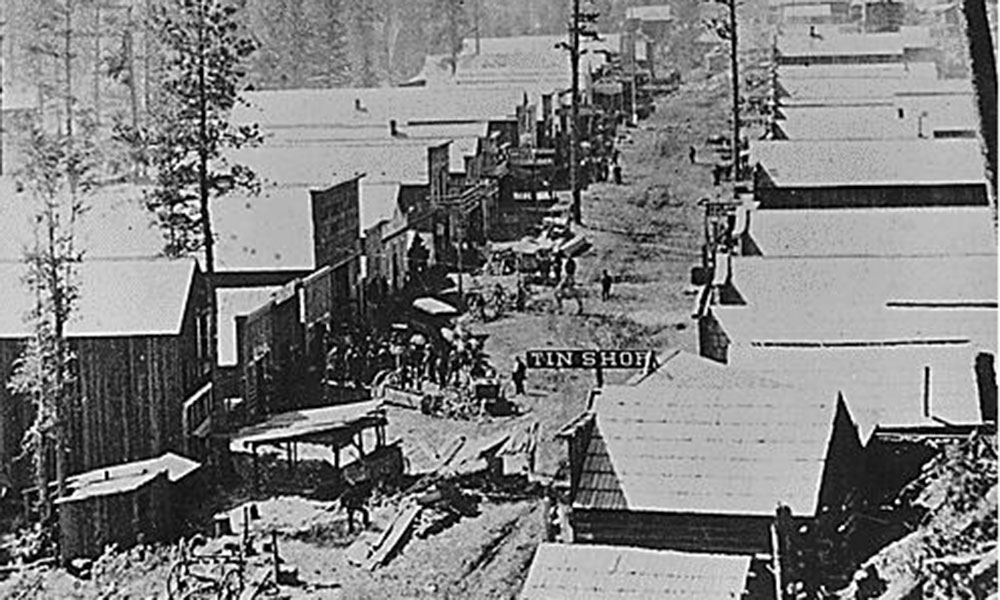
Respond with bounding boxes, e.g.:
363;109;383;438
93;2;100;127
126;6;139;131
728;0;741;182
569;0;580;224
565;0;599;224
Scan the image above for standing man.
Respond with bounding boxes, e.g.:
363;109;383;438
512;356;527;397
601;270;613;301
688;145;697;164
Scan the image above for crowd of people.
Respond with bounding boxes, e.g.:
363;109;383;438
325;324;497;394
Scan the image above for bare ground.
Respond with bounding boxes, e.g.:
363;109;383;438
0;72;733;600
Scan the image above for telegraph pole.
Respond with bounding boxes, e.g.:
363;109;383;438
728;0;741;182
569;0;581;224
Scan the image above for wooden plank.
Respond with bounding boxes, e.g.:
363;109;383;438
237;566;273;600
365;503;421;571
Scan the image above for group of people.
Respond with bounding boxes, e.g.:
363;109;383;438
325;334;398;389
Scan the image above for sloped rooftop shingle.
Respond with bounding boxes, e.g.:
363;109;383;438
727;254;997;310
721;319;992;439
519;543;751;600
0;257;198;338
751;139;987;186
55;453;201;505
746;207;997;257
577;351;839;516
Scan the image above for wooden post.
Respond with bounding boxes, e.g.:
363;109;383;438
271;530;280;583
770;521;784;600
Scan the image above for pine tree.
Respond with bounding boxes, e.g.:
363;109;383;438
7;119;100;523
121;0;262;258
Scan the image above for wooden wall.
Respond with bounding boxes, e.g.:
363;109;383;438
59;472;172;562
0;269;209;486
754;180;989;209
571;508;779;555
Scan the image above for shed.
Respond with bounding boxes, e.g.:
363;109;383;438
56;453;201;562
559;350;862;554
519;543;752;600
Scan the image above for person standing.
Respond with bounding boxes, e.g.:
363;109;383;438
512;356;527;396
688;145;697;164
601;270;613;301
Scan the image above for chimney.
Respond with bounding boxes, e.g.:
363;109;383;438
390;119;399;137
897;108;905;119
975;352;997;422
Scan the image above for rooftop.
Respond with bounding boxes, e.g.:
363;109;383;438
745;207;997;257
518;543;751;600
776;32;930;59
626;5;674;21
235;86;534;128
212;184;320;271
0;181;164;262
55;453;201;505
751;139;987;187
776;76;968;105
230;400;386;451
225;138;456;187
0;257;198;339
412;35;616;87
722;331;990;439
576;350;840;516
726;254;997;311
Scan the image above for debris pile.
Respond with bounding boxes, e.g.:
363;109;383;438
345;422;542;571
836;434;998;600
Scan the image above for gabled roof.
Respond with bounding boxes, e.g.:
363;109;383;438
776;32;911;58
776;76;967;104
0;181;164;262
55;453;201;505
726;254;997;310
774;106;918;140
225;140;446;187
724;330;990;439
777;63;927;79
235;86;542;129
746;207;997;257
0;257;198;339
774;98;978;140
577;350;840;516
519;543;751;600
751;139;987;187
412;35;616;88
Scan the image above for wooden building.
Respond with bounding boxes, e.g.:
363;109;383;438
0;258;209;486
557;350;863;555
750;139;989;208
56;453;201;562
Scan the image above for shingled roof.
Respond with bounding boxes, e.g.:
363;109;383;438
519;543;751;600
573;351;841;517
